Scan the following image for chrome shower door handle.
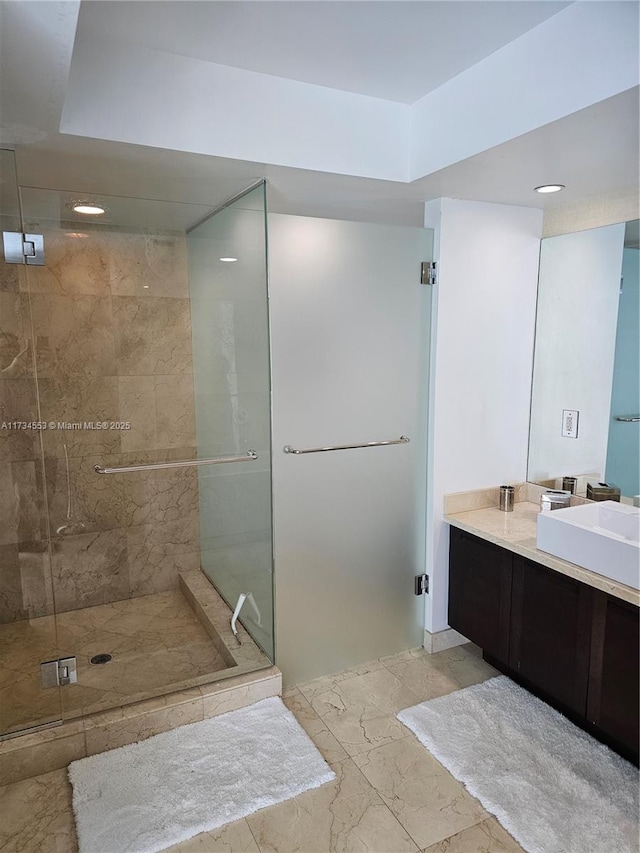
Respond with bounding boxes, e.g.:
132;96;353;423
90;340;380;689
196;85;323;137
283;435;410;454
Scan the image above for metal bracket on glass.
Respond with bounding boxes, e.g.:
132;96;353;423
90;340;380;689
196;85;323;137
283;436;410;454
93;451;258;474
2;231;45;265
615;416;640;422
40;657;77;688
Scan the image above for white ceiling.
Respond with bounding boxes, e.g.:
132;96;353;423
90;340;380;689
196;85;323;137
12;85;638;229
75;1;570;104
0;0;638;228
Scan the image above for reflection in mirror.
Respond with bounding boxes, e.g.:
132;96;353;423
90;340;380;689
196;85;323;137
528;220;639;504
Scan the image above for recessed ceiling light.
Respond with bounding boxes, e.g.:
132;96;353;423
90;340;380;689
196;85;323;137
68;201;106;215
143;285;150;289
534;184;565;194
219;257;238;263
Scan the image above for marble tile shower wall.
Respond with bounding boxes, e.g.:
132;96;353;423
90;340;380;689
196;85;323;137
0;227;201;622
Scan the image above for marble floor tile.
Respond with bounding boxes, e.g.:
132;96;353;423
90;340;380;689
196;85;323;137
164;819;260;852
0;768;78;853
421;817;526;852
383;657;461;702
425;645;500;690
283;689;349;766
378;647;429;666
246;758;419;853
295;657;388;700
302;667;421;757
352;736;488;850
0;644;531;853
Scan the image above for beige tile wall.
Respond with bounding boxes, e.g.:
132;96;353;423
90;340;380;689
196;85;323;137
0;225;202;620
0;255;53;624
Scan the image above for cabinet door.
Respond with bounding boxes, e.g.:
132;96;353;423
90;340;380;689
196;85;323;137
448;528;512;663
509;558;592;715
587;592;639;757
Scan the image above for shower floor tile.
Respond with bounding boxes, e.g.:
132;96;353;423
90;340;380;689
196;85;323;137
0;590;232;735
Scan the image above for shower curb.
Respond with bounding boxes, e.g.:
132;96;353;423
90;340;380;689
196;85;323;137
0;666;281;787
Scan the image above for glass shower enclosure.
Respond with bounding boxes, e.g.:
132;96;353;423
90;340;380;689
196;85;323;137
0;149;274;738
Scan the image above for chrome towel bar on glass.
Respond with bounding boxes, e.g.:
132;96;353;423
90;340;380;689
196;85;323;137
283;436;410;455
93;450;258;474
615;415;640;422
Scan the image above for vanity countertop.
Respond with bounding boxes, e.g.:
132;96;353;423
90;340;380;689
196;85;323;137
445;501;640;607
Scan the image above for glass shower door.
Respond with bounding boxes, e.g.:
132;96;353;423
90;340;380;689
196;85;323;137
0;149;63;736
0;176;274;738
187;183;274;659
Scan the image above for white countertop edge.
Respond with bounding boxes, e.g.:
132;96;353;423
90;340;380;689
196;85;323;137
445;503;639;608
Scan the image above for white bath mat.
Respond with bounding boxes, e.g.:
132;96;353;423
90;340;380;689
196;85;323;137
69;696;335;853
397;676;639;853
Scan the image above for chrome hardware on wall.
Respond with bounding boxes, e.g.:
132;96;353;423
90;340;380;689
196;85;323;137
94;451;258;474
615;415;640;422
283;436;410;454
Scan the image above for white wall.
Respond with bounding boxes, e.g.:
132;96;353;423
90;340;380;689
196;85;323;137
528;224;625;484
424;199;543;634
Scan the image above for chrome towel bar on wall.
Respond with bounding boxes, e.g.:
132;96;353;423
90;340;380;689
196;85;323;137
283;436;410;455
615;416;640;422
94;450;258;474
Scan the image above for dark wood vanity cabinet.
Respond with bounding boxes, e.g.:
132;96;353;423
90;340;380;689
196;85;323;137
448;530;512;664
587;593;639;756
448;526;639;763
509;558;592;716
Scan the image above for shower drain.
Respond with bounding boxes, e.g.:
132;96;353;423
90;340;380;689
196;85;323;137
90;653;112;665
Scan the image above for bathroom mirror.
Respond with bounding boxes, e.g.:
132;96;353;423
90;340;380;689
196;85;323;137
527;219;639;503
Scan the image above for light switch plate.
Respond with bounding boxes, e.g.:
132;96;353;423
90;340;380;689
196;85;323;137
562;409;579;438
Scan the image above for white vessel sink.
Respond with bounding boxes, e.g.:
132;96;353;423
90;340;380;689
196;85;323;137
536;500;640;590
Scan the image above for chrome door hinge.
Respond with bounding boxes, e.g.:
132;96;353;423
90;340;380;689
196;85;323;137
414;574;429;595
420;261;436;285
40;657;77;688
2;231;45;265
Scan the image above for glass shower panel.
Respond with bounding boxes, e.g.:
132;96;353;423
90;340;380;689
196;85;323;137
0;150;63;736
187;184;274;659
10;182;273;730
